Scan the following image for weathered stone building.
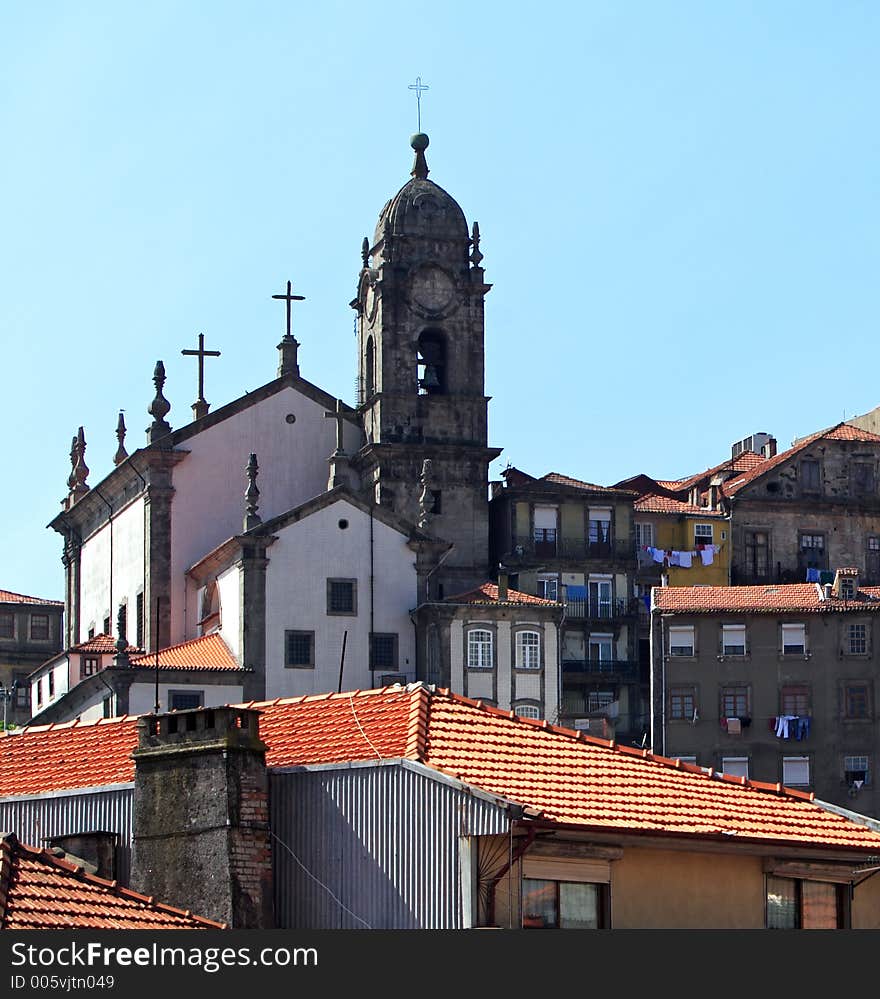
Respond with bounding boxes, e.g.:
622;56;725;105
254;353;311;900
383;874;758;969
651;568;880;818
0;588;63;727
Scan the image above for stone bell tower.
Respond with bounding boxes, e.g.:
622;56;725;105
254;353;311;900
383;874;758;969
351;134;501;597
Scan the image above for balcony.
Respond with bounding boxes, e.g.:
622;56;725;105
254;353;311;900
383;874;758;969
562;659;640;680
511;537;636;563
564;597;634;620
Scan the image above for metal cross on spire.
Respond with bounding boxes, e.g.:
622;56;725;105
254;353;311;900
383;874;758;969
408;76;429;131
272;280;305;340
181;332;221;420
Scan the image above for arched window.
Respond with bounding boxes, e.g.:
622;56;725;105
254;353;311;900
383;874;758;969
516;630;541;669
365;335;375;399
514;703;541;720
467;629;493;669
417;329;446;395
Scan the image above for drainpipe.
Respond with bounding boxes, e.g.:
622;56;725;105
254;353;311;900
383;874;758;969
486;825;536;928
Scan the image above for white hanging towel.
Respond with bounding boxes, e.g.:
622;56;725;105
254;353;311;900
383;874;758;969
700;547;715;566
678;551;693;568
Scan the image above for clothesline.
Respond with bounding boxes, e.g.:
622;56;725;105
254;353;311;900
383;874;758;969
642;545;720;568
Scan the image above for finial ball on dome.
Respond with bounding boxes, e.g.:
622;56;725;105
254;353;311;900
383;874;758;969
410;132;430;152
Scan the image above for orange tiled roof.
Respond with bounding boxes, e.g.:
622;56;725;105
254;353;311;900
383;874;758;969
70;634;142;655
723;423;880;497
129;633;241;671
653;582;880;614
7;686;880;853
0;590;63;607
541;473;627;494
0;716;139;794
633;494;727;517
443;582;560;606
0;834;224;929
673;451;767;493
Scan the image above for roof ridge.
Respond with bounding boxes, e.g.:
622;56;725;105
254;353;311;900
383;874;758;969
404;684;431;762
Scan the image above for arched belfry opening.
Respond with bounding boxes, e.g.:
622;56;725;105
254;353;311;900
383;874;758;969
417;329;446;395
365;335;375;399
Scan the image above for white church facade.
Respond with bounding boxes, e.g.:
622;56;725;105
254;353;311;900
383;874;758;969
41;134;563;723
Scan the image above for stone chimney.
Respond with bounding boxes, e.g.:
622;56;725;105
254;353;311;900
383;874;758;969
497;565;509;602
130;706;273;928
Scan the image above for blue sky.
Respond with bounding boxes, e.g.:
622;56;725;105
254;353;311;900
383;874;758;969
2;1;878;601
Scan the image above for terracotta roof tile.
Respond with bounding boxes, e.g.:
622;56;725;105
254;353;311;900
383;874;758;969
7;685;880;855
70;634;142;655
129;633;241;671
0;716;139;795
0;590;63;607
541;473;628;494
653;582;880;614
633;494;727;517
442;582;561;606
0;835;224;929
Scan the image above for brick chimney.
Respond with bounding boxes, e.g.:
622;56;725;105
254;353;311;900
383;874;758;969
130;706;273;928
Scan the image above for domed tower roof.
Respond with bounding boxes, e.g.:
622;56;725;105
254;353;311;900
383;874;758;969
374;133;468;244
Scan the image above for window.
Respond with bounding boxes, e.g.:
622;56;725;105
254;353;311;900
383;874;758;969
844;683;870;719
536;575;558;601
285;630;315;669
844;755;870;788
847;623;867;655
783;756;811;787
365;335;375;398
117;603;127;642
588;578;612;618
669;687;697;721
800;459;821;493
587;691;615;712
514;704;541;720
0;613;13;639
136;592;144;647
767;876;845;929
326;579;357;615
533;506;558;557
81;656;100;679
169;690;204;711
798;533;826;573
588;509;612;556
867;538;880;584
103;697;112;719
36;678;43;706
781;623;806;655
516;631;541;669
30;614;49;640
467;629;493;669
430;490;442;514
781;685;810;717
47;671;54;697
721;624;746;656
634;522;654;549
694;523;713;547
102;616;111;636
588;634;613;662
852;462;875;496
13;674;28;707
722;757;749;779
370;633;398;670
745;530;770;580
721;686;749;718
522;878;607;929
668;626;695;657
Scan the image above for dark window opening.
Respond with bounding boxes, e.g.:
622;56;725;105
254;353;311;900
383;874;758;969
0;613;13;639
285;630;315;669
30;614;50;640
136;593;144;647
370;633;398;670
169;691;204;711
430;490;442;514
801;459;821;493
365;335;375;398
417;330;446;395
327;579;357;615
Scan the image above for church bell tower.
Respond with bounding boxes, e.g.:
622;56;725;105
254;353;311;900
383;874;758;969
352;134;501;596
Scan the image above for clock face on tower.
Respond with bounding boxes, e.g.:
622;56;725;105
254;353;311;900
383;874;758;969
410;265;455;315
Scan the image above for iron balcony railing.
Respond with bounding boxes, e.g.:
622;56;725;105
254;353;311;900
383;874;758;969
561;659;640;679
511;538;636;563
563;597;634;620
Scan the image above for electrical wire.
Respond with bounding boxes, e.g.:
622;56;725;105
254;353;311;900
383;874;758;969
347;693;383;760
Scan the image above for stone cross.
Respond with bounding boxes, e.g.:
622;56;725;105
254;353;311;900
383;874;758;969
272;280;305;340
181;333;221;420
324;399;346;455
